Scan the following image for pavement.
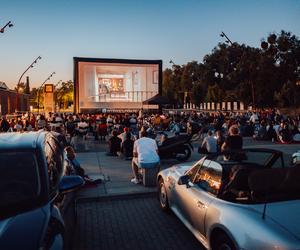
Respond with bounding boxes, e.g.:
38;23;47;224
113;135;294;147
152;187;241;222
71;135;300;249
75;136;300;201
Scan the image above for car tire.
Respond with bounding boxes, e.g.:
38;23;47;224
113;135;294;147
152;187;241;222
176;145;191;162
212;232;236;250
158;179;170;212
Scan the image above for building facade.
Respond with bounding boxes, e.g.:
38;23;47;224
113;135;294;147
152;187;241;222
0;82;30;114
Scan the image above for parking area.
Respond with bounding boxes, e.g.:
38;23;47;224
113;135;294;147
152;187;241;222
73;194;205;250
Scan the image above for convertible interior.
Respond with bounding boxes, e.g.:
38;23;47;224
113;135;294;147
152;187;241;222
219;164;300;203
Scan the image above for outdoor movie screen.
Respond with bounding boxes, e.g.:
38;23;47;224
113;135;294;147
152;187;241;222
74;58;162;113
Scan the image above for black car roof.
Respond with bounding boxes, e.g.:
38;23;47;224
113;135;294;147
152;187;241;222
0;131;46;151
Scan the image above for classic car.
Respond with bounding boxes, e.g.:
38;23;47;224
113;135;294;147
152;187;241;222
157;148;300;250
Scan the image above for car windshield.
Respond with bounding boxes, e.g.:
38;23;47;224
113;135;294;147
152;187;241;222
212;150;280;167
0;152;41;209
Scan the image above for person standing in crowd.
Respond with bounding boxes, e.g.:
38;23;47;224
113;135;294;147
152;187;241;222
131;130;160;184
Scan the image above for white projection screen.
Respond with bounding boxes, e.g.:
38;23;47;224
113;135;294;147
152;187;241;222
74;58;162;113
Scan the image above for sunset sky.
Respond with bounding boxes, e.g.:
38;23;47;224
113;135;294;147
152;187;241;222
1;0;299;89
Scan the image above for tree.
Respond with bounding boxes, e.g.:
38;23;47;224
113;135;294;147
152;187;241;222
162;30;300;109
55;80;74;110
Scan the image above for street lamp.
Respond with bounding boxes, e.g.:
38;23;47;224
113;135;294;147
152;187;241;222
0;21;13;34
54;80;63;112
16;56;42;112
220;31;233;45
37;72;56;113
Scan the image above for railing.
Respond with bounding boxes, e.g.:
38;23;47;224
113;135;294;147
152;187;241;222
87;91;158;102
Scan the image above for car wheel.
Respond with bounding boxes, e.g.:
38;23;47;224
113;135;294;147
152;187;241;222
176;145;191;162
212;233;236;250
158;179;169;212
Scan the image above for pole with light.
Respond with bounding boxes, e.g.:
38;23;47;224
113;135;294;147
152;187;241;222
16;56;42;112
37;72;56;113
54;80;62;112
0;21;13;34
220;31;233;45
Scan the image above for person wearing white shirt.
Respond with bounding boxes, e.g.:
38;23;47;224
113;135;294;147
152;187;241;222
201;130;217;153
131;131;160;184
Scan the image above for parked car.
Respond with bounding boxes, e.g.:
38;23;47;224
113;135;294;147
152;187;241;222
157;148;300;250
0;131;84;250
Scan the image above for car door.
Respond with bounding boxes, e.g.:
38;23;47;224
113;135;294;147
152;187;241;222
175;160;223;237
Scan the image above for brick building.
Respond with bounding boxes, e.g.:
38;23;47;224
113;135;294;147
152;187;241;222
0;82;30;114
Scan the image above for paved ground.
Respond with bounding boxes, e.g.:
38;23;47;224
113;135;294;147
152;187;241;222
72;135;300;249
73;194;204;250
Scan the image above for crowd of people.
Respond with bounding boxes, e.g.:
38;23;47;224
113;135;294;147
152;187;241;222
1;108;300;147
1;108;300;184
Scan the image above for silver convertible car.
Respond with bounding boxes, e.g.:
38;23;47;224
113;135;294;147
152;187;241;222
157;148;300;250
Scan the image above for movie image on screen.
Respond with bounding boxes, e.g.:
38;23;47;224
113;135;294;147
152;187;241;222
74;58;162;113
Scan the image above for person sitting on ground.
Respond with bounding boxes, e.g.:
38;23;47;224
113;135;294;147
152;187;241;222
131;130;160;184
221;125;244;161
66;115;76;142
122;132;135;160
107;130;122;156
170;118;181;135
216;130;225;153
98;120;108;141
221;125;243;152
77;118;89;139
64;146;101;185
278;122;293;143
199;130;217;154
253;121;267;140
119;127;134;143
266;122;277;141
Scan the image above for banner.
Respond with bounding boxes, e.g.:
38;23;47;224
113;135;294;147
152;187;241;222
233;102;238;110
240;102;244;110
227;102;231;110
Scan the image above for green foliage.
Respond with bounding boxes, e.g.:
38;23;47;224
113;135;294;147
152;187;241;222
162;30;300;108
55;80;74;109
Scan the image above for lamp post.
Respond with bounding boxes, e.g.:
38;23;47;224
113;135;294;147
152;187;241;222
220;31;233;45
0;21;13;34
37;72;56;113
54;80;62;112
16;56;42;112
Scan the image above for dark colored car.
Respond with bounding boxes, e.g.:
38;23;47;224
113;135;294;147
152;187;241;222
0;131;84;250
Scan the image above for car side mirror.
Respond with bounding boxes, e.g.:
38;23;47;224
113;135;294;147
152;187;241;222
178;175;190;185
59;175;84;194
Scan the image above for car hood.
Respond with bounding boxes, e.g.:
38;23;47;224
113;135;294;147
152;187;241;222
252;200;300;241
0;206;48;249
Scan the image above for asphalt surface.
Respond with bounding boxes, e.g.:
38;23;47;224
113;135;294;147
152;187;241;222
72;135;300;250
73;194;205;250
